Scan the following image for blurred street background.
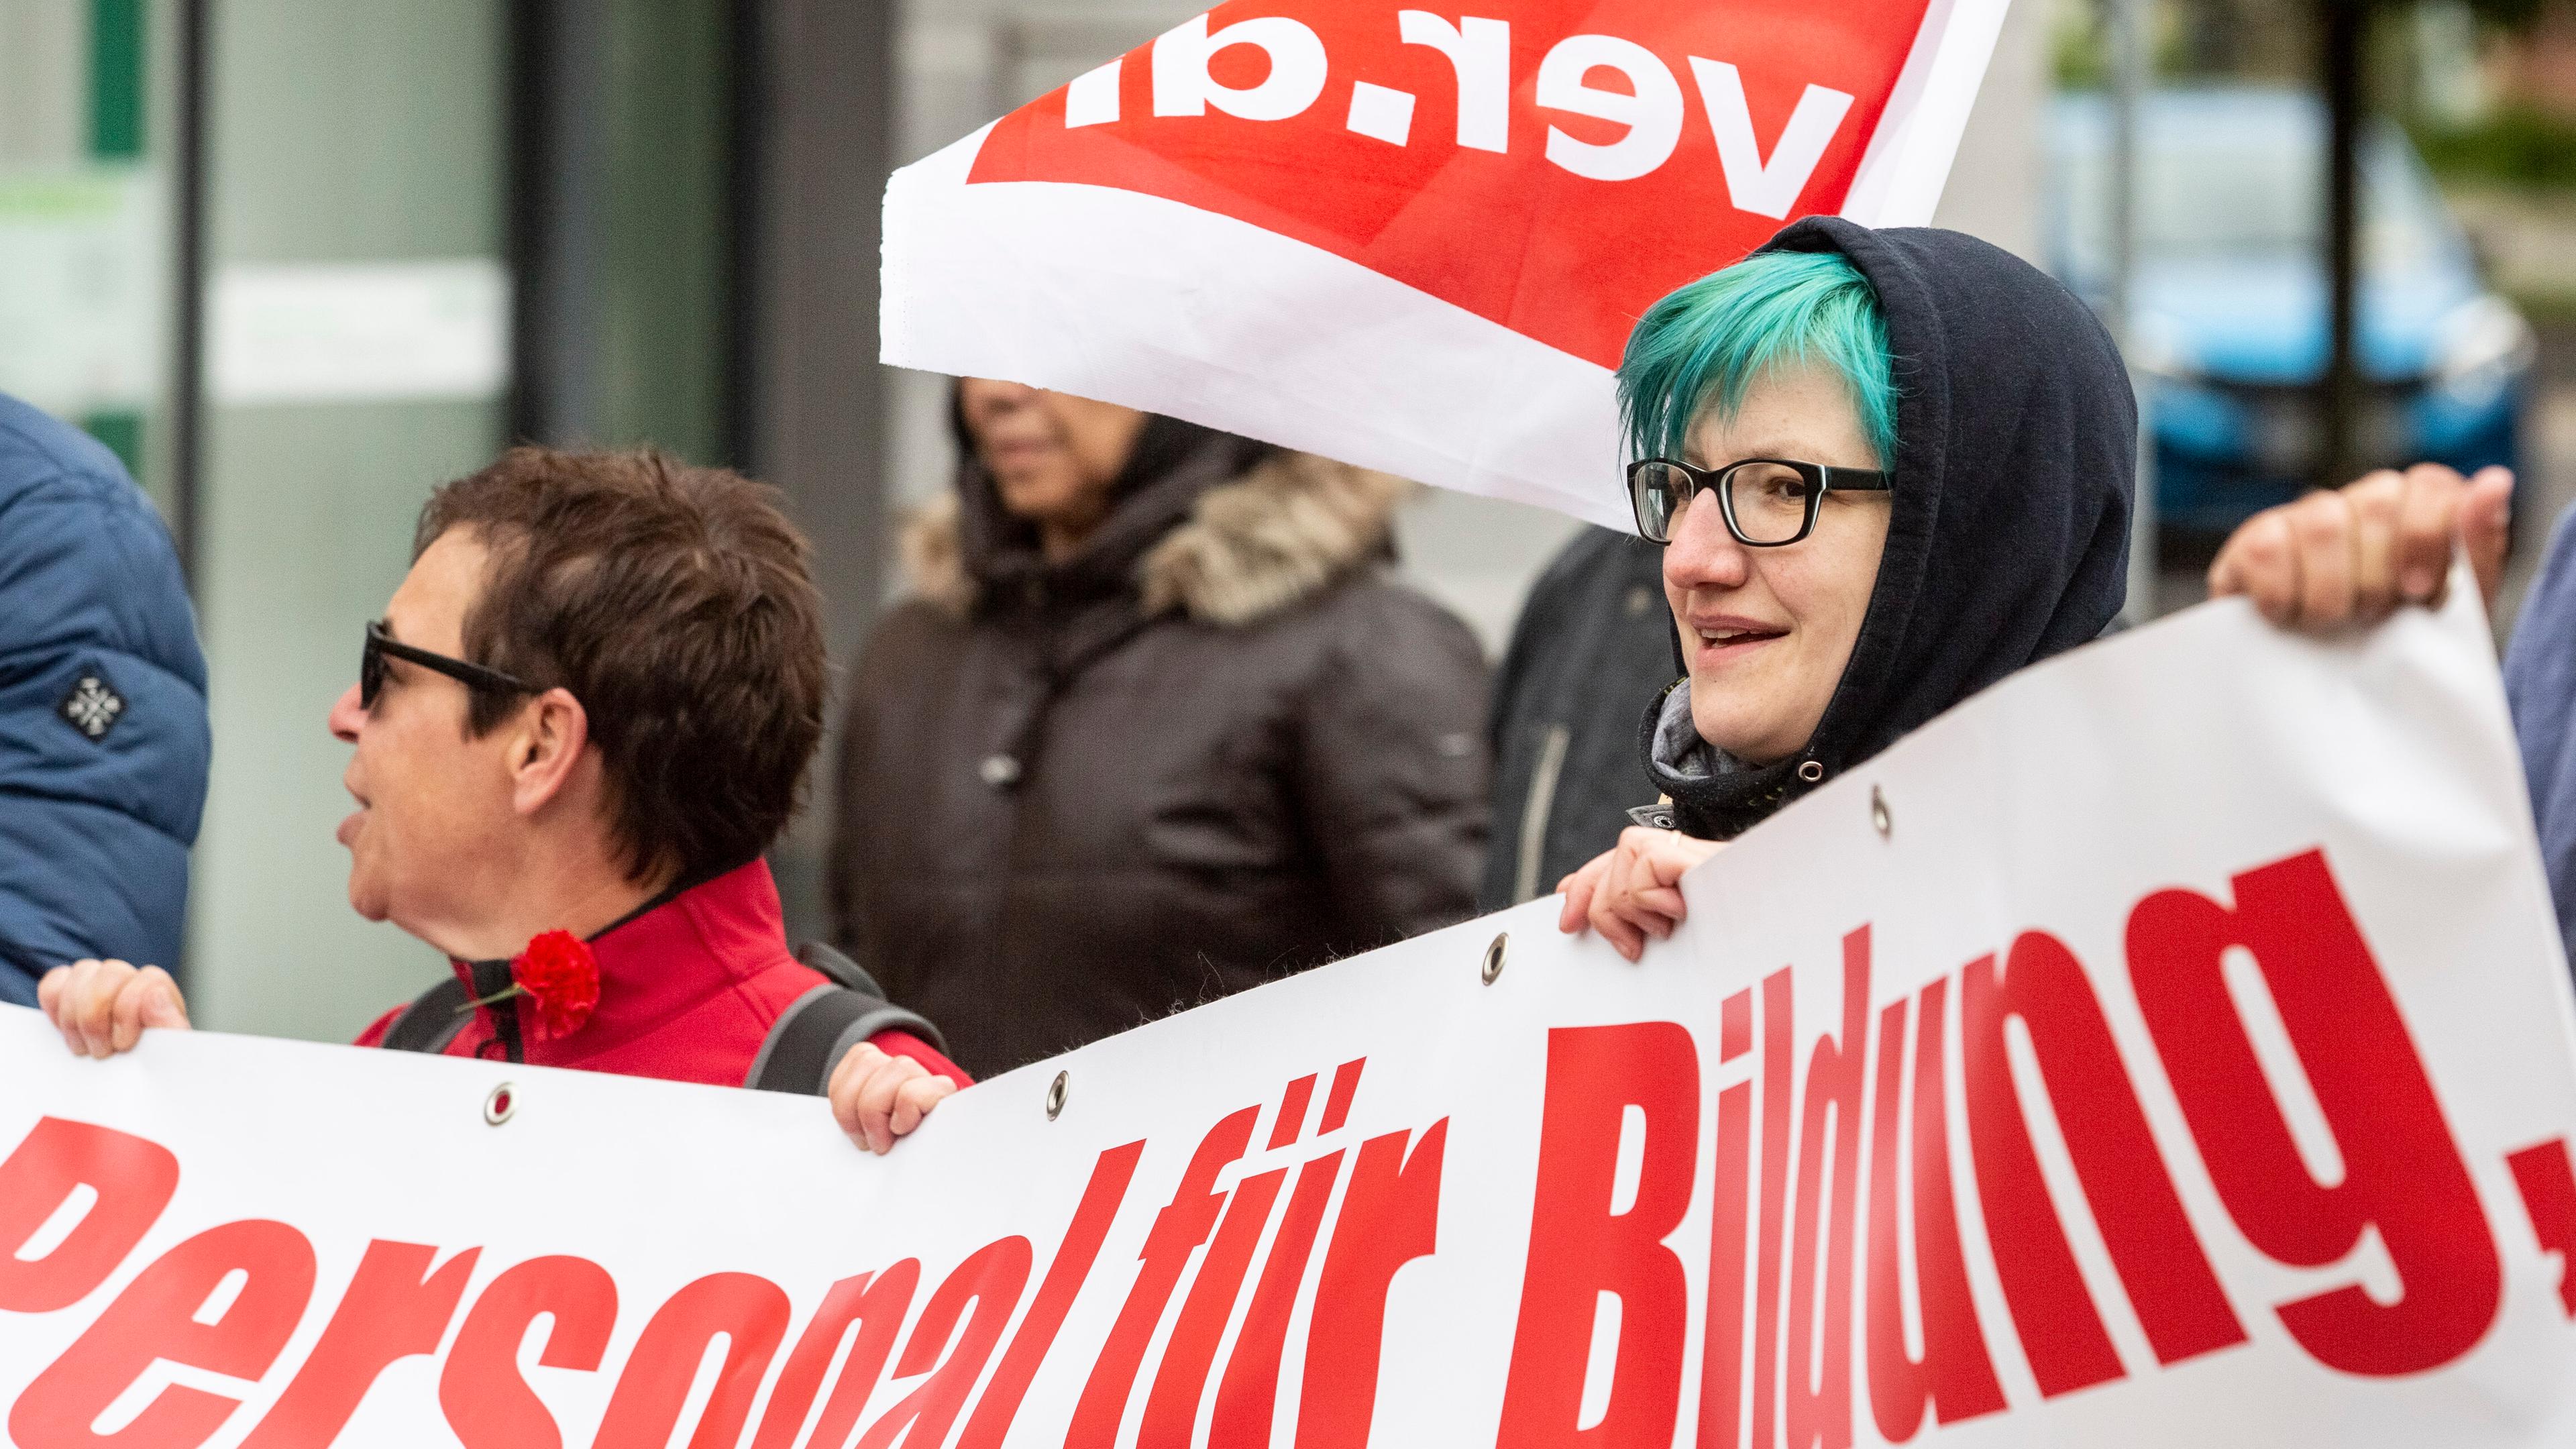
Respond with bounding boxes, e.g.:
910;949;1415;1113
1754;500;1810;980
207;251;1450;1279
1;0;2571;1040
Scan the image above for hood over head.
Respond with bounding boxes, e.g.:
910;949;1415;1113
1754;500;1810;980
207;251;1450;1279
943;388;1273;606
1651;219;2136;839
906;385;1411;626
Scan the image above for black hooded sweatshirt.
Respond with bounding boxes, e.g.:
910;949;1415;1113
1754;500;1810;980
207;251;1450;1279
1644;218;2137;841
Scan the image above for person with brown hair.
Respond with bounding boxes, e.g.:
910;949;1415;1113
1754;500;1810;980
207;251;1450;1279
42;447;964;1153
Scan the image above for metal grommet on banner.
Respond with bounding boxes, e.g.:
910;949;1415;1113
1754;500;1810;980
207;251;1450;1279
1871;786;1892;839
483;1082;517;1127
1482;932;1507;985
1797;759;1826;783
1046;1070;1069;1121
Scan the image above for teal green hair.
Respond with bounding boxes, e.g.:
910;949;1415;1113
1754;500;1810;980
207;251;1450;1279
1617;250;1898;471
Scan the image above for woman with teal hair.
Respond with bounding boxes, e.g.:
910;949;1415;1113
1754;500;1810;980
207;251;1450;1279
1561;217;2137;956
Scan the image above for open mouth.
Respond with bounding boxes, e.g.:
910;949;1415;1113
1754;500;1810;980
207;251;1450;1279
1695;623;1788;657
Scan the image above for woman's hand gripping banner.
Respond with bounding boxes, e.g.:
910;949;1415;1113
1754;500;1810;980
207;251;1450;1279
880;0;2015;529
5;580;2576;1446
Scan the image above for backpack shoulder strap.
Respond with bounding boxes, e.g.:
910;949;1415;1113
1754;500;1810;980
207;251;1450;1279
795;940;884;995
378;975;474;1055
749;945;949;1095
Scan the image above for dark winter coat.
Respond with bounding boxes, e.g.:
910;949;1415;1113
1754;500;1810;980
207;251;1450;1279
1646;220;2136;840
829;421;1489;1079
0;393;209;1004
1480;526;1676;910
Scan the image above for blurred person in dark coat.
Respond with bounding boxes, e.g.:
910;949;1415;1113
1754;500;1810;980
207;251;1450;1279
0;392;209;1005
1480;526;1677;912
830;380;1489;1078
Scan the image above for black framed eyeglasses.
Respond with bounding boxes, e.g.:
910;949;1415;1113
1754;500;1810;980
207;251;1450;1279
361;620;536;710
1627;457;1892;546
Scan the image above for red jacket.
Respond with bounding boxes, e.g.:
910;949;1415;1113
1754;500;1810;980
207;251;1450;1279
356;859;967;1091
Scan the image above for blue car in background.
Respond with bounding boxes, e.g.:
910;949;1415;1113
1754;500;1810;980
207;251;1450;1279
2049;87;2534;534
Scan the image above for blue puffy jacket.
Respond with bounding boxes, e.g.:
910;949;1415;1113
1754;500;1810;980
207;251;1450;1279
0;392;209;1004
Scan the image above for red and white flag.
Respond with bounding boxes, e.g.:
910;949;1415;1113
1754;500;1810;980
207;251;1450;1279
882;0;2015;529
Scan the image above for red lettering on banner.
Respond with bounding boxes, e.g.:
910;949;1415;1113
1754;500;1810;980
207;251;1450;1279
1211;1149;1346;1448
967;1;1921;368
1320;1059;1366;1134
1962;934;2245;1397
0;846;2536;1443
853;1236;1032;1449
2127;848;2502;1375
1721;986;1754;1063
1142;1167;1291;1448
1696;989;1756;1449
1785;931;1871;1449
0;1116;180;1313
1300;1120;1448;1448
11;1220;317;1449
749;1263;919;1449
439;1255;618;1449
238;1241;480;1449
1271;1075;1320;1148
1750;969;1795;1449
594;1273;790;1449
2506;1140;2576;1320
1864;981;2004;1441
958;1140;1148;1449
1069;1106;1262;1448
1498;1024;1697;1448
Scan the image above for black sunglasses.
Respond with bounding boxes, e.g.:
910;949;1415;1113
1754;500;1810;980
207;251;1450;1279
361;620;536;710
1628;457;1891;546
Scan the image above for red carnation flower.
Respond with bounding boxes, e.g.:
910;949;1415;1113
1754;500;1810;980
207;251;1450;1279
510;930;600;1038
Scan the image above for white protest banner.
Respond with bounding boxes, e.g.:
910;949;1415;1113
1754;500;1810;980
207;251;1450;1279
881;0;2013;530
4;584;2575;1448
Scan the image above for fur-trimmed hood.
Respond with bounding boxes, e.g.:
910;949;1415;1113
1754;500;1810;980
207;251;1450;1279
902;449;1413;627
841;421;1490;1078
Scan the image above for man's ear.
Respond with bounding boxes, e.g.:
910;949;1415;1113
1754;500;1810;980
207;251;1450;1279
507;687;591;817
